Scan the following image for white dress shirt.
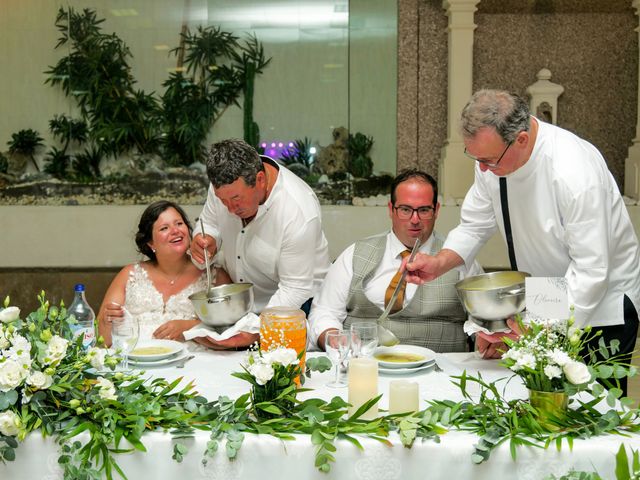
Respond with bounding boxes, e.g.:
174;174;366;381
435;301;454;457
308;231;483;348
445;118;640;327
198;159;330;313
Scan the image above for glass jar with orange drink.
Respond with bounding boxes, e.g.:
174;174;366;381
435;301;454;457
259;307;307;377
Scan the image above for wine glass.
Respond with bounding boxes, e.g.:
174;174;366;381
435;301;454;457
350;322;379;358
325;331;350;388
111;315;139;370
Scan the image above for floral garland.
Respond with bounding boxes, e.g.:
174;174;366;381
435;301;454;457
0;294;639;479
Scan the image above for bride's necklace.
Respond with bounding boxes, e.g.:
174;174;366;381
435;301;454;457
157;263;187;285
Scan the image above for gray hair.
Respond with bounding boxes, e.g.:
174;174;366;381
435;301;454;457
205;139;264;188
460;90;531;143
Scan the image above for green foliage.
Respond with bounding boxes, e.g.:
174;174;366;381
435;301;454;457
49;115;88;153
231;34;271;148
43;8;271;169
43;147;71;178
0;152;8;174
347;132;374;178
45;7;161;159
7;128;45;172
160;27;271;165
280;137;315;169
545;443;640;480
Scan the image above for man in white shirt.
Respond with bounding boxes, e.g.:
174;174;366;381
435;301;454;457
191;139;331;349
309;170;482;352
405;90;640;391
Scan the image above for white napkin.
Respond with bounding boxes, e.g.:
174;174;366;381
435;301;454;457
463;319;511;336
183;312;261;342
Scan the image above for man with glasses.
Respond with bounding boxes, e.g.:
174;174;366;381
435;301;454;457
309;169;482;351
405;90;640;392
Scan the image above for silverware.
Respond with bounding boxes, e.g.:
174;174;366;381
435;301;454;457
376;236;423;347
198;218;213;295
175;355;195;369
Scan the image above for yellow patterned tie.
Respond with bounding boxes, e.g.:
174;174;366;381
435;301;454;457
384;249;411;314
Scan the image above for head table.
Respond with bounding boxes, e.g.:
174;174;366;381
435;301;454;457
2;350;639;480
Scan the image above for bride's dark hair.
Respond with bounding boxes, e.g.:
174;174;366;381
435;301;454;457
135;200;193;262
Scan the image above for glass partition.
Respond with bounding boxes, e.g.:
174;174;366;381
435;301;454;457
0;1;396;204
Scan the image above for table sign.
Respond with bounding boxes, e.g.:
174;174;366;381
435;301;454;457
388;380;419;414
348;357;378;420
525;277;570;321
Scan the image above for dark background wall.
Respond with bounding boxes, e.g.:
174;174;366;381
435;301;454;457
398;0;638;191
0;269;118;315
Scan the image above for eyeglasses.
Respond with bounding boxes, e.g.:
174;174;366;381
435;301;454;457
464;141;513;168
393;205;436;220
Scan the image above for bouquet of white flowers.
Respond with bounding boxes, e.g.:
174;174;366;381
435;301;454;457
501;313;634;396
233;346;302;419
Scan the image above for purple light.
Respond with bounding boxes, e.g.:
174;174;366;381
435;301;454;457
288;142;294;148
271;142;276;148
261;143;267;148
269;149;277;156
278;142;283;148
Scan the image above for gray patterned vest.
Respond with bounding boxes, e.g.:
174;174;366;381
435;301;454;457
344;232;468;352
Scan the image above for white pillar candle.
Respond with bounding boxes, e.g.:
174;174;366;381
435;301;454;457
348;357;379;420
388;380;419;415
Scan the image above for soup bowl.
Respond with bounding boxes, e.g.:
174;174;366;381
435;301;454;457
455;271;530;331
189;283;254;327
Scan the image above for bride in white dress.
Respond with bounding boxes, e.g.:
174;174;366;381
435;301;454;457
97;200;231;345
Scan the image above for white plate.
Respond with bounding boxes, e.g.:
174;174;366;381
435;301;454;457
128;351;190;368
379;360;435;375
373;345;436;369
128;339;184;362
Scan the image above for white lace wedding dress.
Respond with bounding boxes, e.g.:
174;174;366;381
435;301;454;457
124;263;207;340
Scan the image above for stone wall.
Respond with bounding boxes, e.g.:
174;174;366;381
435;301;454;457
398;0;638;191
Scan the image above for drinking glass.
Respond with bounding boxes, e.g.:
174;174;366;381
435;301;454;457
111;315;139;370
350;322;379;358
325;331;350;388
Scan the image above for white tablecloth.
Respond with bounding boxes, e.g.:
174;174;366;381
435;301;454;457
3;351;640;480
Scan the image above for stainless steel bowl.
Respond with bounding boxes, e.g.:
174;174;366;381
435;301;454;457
189;283;254;327
455;271;530;331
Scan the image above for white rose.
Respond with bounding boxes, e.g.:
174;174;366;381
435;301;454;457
26;370;53;390
563;360;591;385
248;362;274;386
0;359;28;392
42;335;69;365
264;348;299;367
0;307;20;324
0;410;20;436
0;329;9;350
544;364;562;380
96;377;117;401
548;349;571;367
88;347;107;370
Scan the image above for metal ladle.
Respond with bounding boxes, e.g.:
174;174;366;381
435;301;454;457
376;236;422;347
198;218;213;295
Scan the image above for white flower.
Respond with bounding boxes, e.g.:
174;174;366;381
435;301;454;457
95;377;117;401
264;348;298;367
0;329;9;350
548;348;571;367
544;364;562;380
42;335;69;365
26;370;53;390
0;306;20;323
88;347;107;370
248;361;275;385
0;359;28;392
564;360;591;385
0;410;20;436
